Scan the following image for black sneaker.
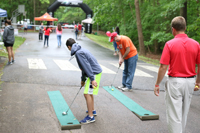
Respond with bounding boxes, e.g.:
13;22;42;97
7;61;12;65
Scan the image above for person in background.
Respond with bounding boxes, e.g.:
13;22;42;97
23;20;28;34
82;25;85;37
39;22;44;41
74;24;78;40
56;23;62;47
113;26;120;56
78;22;82;39
154;16;200;133
3;20;15;65
43;25;52;47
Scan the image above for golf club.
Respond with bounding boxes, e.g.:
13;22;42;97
69;56;74;61
110;65;120;88
62;86;83;115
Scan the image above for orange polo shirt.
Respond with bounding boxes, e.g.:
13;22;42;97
116;35;137;60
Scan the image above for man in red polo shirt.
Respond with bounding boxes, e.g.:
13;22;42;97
154;16;200;133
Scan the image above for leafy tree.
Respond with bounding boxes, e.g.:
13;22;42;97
2;0;200;54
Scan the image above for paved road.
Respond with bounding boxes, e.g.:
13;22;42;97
0;29;199;133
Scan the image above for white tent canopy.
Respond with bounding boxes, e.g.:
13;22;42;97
0;8;7;17
0;8;7;41
81;18;94;24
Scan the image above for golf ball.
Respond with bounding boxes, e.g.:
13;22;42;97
112;89;114;91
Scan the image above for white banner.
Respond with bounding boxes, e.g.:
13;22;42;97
0;29;18;36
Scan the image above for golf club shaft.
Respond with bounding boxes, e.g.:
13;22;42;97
111;66;120;87
69;56;74;61
65;86;82;114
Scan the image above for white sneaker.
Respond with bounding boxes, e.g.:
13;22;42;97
122;87;133;92
118;85;125;90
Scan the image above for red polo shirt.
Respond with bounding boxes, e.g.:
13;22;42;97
78;24;82;31
160;34;200;77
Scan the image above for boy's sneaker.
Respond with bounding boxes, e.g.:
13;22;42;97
118;85;125;90
79;115;95;124
12;60;15;63
122;87;133;92
86;110;97;116
7;61;12;65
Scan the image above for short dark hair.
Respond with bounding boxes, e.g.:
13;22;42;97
5;20;11;25
66;38;76;47
171;16;186;31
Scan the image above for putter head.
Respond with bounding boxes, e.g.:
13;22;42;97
62;112;67;115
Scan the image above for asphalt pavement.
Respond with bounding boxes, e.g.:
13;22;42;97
0;29;199;133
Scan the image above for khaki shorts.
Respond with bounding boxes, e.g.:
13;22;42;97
78;30;81;35
84;73;102;95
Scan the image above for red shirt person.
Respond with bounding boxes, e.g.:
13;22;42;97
77;23;82;39
43;26;52;47
74;24;78;40
154;16;200;133
78;23;82;31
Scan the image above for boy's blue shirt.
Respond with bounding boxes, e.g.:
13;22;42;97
71;43;102;81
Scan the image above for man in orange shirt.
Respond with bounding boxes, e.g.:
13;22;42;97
110;32;138;91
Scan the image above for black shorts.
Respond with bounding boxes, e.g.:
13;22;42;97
4;42;13;47
24;28;27;30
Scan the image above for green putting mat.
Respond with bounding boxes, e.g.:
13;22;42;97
103;86;159;120
48;91;81;130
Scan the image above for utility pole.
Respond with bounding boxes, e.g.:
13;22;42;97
34;0;35;31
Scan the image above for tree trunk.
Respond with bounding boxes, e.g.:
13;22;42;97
134;0;146;55
120;0;126;28
154;40;159;54
180;1;187;23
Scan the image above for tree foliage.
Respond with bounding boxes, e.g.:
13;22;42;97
82;0;200;54
1;0;200;54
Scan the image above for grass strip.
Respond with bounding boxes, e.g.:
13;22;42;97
0;36;26;87
85;33;160;66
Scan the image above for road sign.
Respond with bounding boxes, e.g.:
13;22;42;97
18;5;25;13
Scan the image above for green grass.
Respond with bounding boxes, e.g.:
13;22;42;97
138;56;160;66
0;36;26;57
18;30;39;33
85;34;114;50
85;33;161;66
0;36;26;88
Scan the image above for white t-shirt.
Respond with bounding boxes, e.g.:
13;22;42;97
24;22;28;28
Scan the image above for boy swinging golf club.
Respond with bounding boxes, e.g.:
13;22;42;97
66;38;102;124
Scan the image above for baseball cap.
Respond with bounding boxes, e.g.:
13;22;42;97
110;32;117;42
